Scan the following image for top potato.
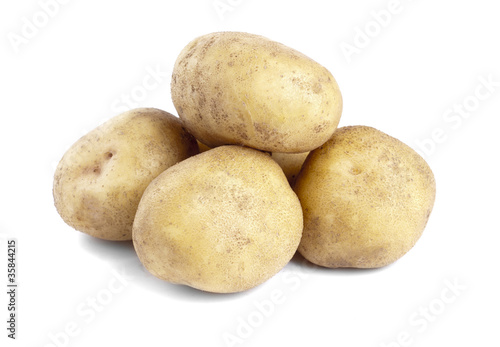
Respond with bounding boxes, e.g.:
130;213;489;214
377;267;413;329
171;31;343;153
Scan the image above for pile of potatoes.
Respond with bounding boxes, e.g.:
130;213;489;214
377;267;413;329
53;32;435;293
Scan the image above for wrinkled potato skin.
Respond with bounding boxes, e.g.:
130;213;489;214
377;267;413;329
133;146;303;293
271;152;309;185
171;32;343;153
294;126;436;268
53;108;199;241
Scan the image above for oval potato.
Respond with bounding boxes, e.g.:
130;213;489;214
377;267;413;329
171;31;343;153
294;126;436;268
53;108;199;241
133;145;303;293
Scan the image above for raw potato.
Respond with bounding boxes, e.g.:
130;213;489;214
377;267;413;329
171;31;343;153
271;152;309;185
53;108;199;241
132;145;303;293
294;126;436;268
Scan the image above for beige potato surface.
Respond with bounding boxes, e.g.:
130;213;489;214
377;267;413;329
171;31;343;153
132;145;303;293
294;126;436;268
271;152;309;185
53;108;198;241
196;141;308;184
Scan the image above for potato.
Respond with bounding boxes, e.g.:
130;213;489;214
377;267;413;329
132;145;303;293
293;126;436;268
53;108;198;241
271;152;309;185
171;31;343;153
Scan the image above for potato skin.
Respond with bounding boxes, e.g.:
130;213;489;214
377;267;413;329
171;31;343;153
293;126;436;268
271;152;309;185
53;108;199;241
196;141;308;184
132;145;303;293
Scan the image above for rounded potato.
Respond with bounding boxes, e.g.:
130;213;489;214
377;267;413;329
53;108;198;241
294;126;436;268
171;31;343;153
132;145;303;293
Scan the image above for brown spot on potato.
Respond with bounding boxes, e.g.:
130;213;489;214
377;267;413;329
313;124;326;133
312;83;322;94
349;167;363;175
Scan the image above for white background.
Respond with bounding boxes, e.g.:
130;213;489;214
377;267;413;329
1;0;499;346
